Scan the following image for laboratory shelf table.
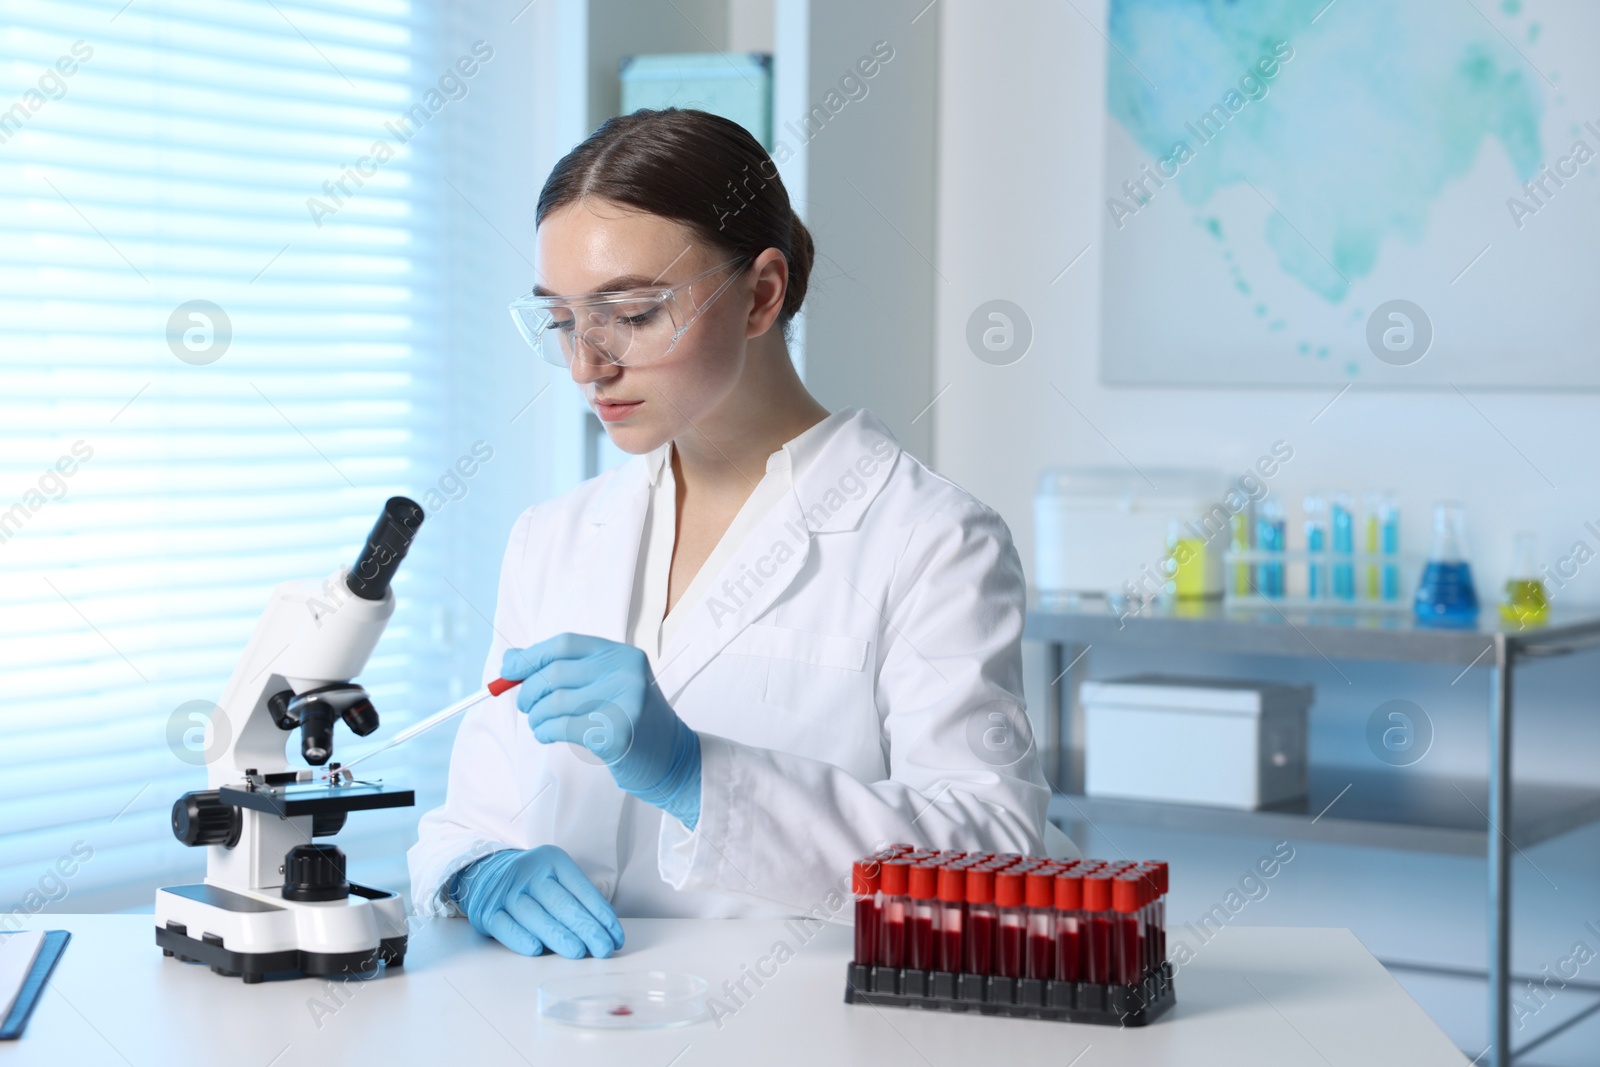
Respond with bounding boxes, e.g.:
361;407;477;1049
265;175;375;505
1026;598;1600;1067
4;915;1464;1066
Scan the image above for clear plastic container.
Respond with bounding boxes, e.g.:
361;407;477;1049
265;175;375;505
537;970;709;1029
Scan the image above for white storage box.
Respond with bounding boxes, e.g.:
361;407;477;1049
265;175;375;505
1082;675;1312;810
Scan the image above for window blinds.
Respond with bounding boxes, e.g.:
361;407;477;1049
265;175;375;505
0;0;502;913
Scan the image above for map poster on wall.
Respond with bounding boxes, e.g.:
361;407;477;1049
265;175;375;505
1098;0;1600;389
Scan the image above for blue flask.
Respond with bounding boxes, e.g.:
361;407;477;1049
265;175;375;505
1414;502;1478;626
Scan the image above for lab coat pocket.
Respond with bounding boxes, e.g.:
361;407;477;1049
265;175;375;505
725;624;872;724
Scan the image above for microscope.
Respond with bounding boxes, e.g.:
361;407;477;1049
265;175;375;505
155;496;424;982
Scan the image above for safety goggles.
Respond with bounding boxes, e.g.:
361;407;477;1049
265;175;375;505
508;255;751;367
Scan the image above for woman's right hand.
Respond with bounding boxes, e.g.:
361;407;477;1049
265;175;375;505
450;845;625;958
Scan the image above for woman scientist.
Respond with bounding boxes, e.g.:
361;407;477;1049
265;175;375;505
408;108;1061;959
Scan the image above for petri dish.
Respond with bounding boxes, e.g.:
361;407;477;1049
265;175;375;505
537;970;710;1030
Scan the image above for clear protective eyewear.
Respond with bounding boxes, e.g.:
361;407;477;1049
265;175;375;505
508;255;751;367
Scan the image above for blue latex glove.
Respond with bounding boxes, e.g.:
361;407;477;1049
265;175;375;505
449;845;624;958
501;633;702;830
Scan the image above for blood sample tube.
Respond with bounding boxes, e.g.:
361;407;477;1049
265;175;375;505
936;866;966;973
1053;866;1083;983
1025;870;1056;980
879;858;910;968
964;867;996;975
1133;873;1155;981
1082;872;1114;985
907;863;940;971
852;859;881;966
995;869;1027;978
1142;861;1169;971
1112;873;1145;985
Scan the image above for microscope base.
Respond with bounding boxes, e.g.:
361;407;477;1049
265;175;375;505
155;881;408;983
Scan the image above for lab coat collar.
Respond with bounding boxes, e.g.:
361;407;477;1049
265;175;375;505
638;406;853;491
568;408;901;700
790;407;897;533
651;408;900;700
586;407;881;527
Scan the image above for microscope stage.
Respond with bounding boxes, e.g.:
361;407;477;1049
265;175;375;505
218;780;415;818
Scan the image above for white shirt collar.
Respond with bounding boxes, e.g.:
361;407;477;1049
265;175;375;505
642;408;849;488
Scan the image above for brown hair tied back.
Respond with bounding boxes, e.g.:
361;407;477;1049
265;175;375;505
537;107;814;333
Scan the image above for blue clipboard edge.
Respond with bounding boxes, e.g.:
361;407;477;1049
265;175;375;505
0;930;71;1040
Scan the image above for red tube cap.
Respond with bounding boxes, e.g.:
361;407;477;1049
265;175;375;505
851;859;881;895
1113;874;1145;913
965;868;995;904
937;866;966;904
1083;872;1114;912
1025;870;1055;908
995;869;1025;908
1054;869;1083;911
908;863;940;900
881;859;911;896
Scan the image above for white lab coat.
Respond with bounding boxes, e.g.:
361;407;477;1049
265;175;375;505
408;407;1057;920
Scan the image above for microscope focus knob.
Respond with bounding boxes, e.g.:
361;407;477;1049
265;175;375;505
282;844;350;902
172;790;241;848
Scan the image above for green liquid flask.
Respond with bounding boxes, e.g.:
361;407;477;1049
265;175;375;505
1499;531;1549;627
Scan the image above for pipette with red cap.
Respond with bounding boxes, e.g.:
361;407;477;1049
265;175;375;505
326;677;522;779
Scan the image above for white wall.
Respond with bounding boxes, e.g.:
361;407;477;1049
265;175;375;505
776;0;940;460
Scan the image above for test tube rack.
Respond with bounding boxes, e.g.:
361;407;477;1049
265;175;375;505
843;848;1177;1027
843;959;1176;1026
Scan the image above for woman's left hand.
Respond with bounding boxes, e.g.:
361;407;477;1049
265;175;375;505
502;633;703;827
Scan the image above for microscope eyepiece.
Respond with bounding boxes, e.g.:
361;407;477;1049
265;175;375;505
346;495;424;601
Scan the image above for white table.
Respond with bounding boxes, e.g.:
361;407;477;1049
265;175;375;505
1;916;1466;1066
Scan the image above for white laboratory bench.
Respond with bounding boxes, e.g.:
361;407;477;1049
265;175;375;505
1;915;1466;1066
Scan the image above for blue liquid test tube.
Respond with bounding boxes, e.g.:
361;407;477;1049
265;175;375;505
1379;497;1400;601
1331;494;1354;600
1257;498;1285;599
1304;493;1327;600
